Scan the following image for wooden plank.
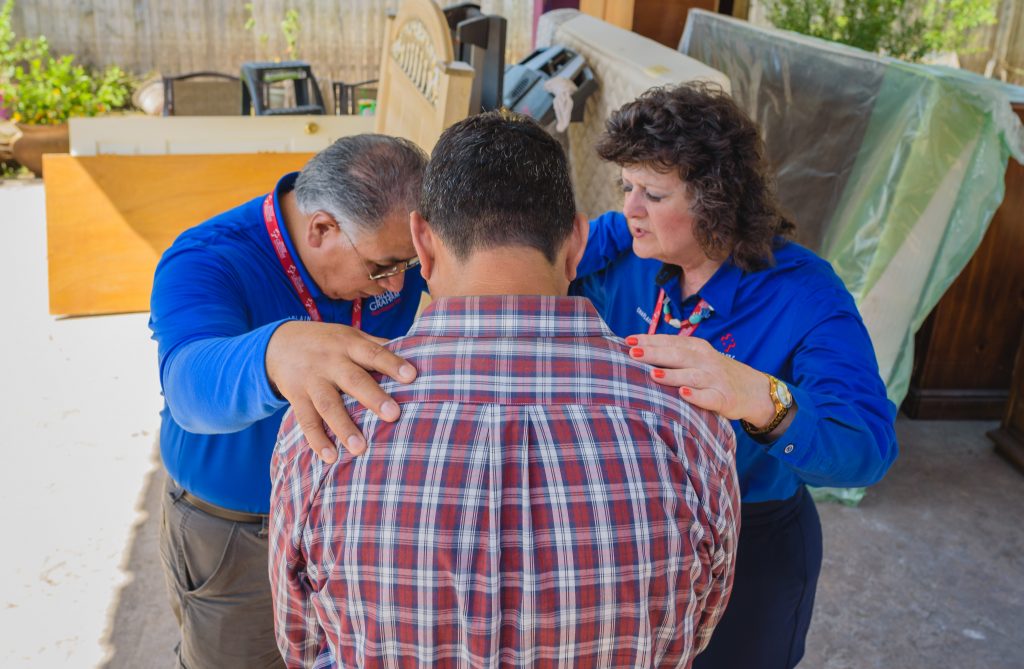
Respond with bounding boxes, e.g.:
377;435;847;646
43;153;313;316
579;0;610;22
68;115;375;156
605;0;638;30
633;0;716;48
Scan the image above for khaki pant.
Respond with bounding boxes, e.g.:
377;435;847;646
159;479;286;669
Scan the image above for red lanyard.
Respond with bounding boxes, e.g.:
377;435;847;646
648;289;710;337
262;193;362;330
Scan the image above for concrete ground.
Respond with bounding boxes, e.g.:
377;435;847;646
2;181;1022;668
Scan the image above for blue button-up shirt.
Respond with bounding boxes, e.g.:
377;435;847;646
149;173;425;512
574;211;898;503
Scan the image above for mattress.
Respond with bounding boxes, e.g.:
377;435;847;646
536;10;730;218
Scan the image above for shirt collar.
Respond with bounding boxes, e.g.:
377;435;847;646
658;258;743;319
271;171;326;300
409;295;615;340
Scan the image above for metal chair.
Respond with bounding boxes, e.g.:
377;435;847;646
332;79;379;115
240;61;326;116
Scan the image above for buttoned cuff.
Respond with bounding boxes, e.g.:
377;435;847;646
762;385;819;468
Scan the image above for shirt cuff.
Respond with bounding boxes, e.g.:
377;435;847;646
761;384;819;468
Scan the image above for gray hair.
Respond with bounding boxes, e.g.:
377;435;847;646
293;134;427;233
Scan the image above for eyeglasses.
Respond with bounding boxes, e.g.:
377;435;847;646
340;225;420;281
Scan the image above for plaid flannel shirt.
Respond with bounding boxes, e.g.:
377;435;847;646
270;295;739;668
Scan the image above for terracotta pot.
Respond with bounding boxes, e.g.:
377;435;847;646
11;122;69;177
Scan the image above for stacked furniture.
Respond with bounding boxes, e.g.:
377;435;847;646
44;0;475;316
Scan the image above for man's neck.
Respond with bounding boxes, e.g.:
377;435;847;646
278;190;306;250
433;248;567;298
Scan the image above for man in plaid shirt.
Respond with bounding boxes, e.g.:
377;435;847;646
270;111;739;668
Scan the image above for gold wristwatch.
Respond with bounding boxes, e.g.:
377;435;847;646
741;374;793;436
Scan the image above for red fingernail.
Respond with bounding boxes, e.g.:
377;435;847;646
625;336;639;346
630;347;644;358
653;369;665;379
681;387;692;397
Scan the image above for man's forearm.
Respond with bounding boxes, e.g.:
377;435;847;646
161;320;290;434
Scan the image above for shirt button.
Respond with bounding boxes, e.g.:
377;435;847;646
784;444;795;454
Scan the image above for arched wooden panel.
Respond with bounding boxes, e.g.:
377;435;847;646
374;0;474;152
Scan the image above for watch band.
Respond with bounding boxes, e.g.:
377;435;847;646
741;374;791;436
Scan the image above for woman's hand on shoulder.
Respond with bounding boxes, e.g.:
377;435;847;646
626;334;776;425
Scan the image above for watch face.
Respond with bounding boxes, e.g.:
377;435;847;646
775;380;793;408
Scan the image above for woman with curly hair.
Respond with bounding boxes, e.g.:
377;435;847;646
574;82;898;669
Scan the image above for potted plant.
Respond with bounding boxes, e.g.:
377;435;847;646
0;0;133;176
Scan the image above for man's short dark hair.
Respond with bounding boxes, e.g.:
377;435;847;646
419;111;577;262
294;134;427;232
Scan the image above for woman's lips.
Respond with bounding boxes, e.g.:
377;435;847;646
632;227;649;238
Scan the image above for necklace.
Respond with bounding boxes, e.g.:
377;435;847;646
648;289;713;336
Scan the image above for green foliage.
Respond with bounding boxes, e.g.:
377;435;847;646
764;0;998;62
245;4;302;61
0;0;133;125
1;161;30;178
281;9;301;60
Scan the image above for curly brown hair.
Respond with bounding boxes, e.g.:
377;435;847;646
595;82;794;271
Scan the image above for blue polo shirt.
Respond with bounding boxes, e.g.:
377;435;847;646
149;173;424;513
574;211;898;503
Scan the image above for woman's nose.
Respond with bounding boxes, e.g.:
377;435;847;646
623;188;646;219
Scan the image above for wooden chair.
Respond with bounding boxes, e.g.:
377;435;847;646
374;0;474;152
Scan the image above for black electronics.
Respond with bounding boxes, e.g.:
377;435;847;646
443;3;507;113
502;46;596;126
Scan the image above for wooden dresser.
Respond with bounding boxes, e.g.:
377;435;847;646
578;0;731;49
903;101;1024;420
990;326;1024;474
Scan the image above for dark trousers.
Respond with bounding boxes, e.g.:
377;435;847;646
693;486;823;669
159;479;286;669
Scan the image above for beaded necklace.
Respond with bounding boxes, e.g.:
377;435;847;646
648;289;713;337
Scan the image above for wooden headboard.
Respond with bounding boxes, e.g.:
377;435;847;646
374;0;474;152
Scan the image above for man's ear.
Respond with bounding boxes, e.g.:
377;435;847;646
409;211;436;281
564;213;589;282
306;211;337;249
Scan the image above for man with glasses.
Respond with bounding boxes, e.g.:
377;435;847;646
149;134;427;669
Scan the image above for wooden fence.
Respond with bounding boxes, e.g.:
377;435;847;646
11;0;535;98
959;0;1024;87
15;0;1020;98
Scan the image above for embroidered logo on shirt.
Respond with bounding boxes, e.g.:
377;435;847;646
368;291;402;315
719;332;737;355
635;307;652;325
